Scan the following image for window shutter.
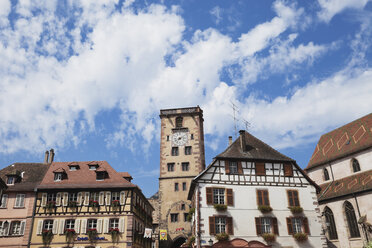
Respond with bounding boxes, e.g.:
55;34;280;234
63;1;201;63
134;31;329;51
75;219;80;234
284;163;293;177
255;162;265;176
206;187;213;205
1;194;8;208
294;191;300;207
303;217;310;235
226;189;234;206
287;191;294;207
105;192;111;206
119;217;125;233
37;220;43;235
20;220;26;235
99;192;105;205
103;219;109;233
52;220;59;234
59;219;65;234
263;190;269;206
77;192;83;206
56;193;62;206
14;194;20;207
224;161;230;174
273;218;279;235
255;217;261;235
257;190;263;206
81;219;87;234
226;217;233;235
84;192;89;206
97;219;103;233
237;161;243;174
41;193;47;207
209;217;215;235
286;218;293;235
120;191;126;205
63;193;68;206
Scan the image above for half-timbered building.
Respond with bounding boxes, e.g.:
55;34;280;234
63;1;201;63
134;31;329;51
305;113;372;248
188;130;325;248
30;161;153;248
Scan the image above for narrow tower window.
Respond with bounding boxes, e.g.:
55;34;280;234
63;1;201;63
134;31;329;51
352;158;360;172
324;168;330;181
176;117;183;128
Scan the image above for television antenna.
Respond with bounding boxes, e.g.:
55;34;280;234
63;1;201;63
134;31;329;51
230;101;239;138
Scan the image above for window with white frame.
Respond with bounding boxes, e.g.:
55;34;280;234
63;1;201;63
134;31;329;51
65;219;75;230
47;193;56;203
213;188;225;204
229;161;238;174
292;218;302;234
260;217;272;234
69;193;77;202
0;221;9;236
6;176;15;185
109;219;119;229
9;221;22;236
43;220;53;231
54;173;63;181
90;192;99;201
87;219;97;230
112;192;120;201
0;194;8;208
215;217;226;234
14;194;25;208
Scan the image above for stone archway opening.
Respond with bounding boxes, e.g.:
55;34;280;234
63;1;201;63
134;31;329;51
172;236;187;248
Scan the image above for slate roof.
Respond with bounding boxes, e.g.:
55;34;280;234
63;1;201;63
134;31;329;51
0;163;49;192
215;131;293;162
38;161;137;190
317;169;372;202
306;113;372;171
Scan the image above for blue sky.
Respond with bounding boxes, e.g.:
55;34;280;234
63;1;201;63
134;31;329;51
0;0;371;197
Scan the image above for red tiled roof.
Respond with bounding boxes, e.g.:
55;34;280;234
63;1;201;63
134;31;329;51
306;113;372;171
38;161;136;189
53;167;66;173
317;169;372;202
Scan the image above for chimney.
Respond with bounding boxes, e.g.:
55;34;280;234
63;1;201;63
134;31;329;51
228;136;232;145
239;130;246;151
48;149;55;163
44;150;49;164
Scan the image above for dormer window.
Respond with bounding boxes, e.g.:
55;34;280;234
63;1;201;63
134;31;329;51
54;173;63;182
89;164;99;170
68;165;80;171
6;176;15;185
96;171;106;181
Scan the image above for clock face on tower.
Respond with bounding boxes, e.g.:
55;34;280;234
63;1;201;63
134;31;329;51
172;132;188;146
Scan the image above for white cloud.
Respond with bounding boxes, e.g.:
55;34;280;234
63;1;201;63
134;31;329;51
210;6;223;25
318;0;370;22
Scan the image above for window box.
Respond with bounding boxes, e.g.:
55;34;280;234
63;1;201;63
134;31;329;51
87;228;98;241
68;201;78;208
258;205;273;213
262;233;276;242
89;200;99;208
289;206;303;214
42;230;53;245
215;232;229;241
293;232;308;242
214;204;227;212
45;201;56;210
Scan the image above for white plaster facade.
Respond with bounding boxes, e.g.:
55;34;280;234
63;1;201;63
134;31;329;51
190;160;324;247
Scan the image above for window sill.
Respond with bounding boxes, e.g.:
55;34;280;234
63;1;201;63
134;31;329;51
349;237;362;241
13;207;25;209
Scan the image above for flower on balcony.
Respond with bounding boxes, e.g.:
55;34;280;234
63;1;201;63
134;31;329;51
215;232;229;241
258;205;273;213
87;228;98;241
261;233;276;242
89;200;99;208
109;227;120;242
111;200;120;207
45;201;56;210
293;232;308;242
289;206;303;214
41;229;53;245
64;229;76;243
213;204;227;212
68;201;78;208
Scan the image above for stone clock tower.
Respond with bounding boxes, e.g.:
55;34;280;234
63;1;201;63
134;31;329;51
158;106;205;247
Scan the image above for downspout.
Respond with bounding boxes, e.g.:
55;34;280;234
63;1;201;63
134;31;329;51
28;190;38;248
353;193;369;244
329;163;335;181
196;185;201;248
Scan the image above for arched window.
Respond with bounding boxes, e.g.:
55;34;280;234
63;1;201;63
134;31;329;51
323;168;330;181
324;207;338;240
344;201;360;238
176;117;183;128
352;159;361;172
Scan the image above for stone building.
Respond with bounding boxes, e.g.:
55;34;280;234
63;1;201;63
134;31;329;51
0;161;49;247
157;106;206;247
305;113;372;248
188;130;326;248
29;160;153;248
